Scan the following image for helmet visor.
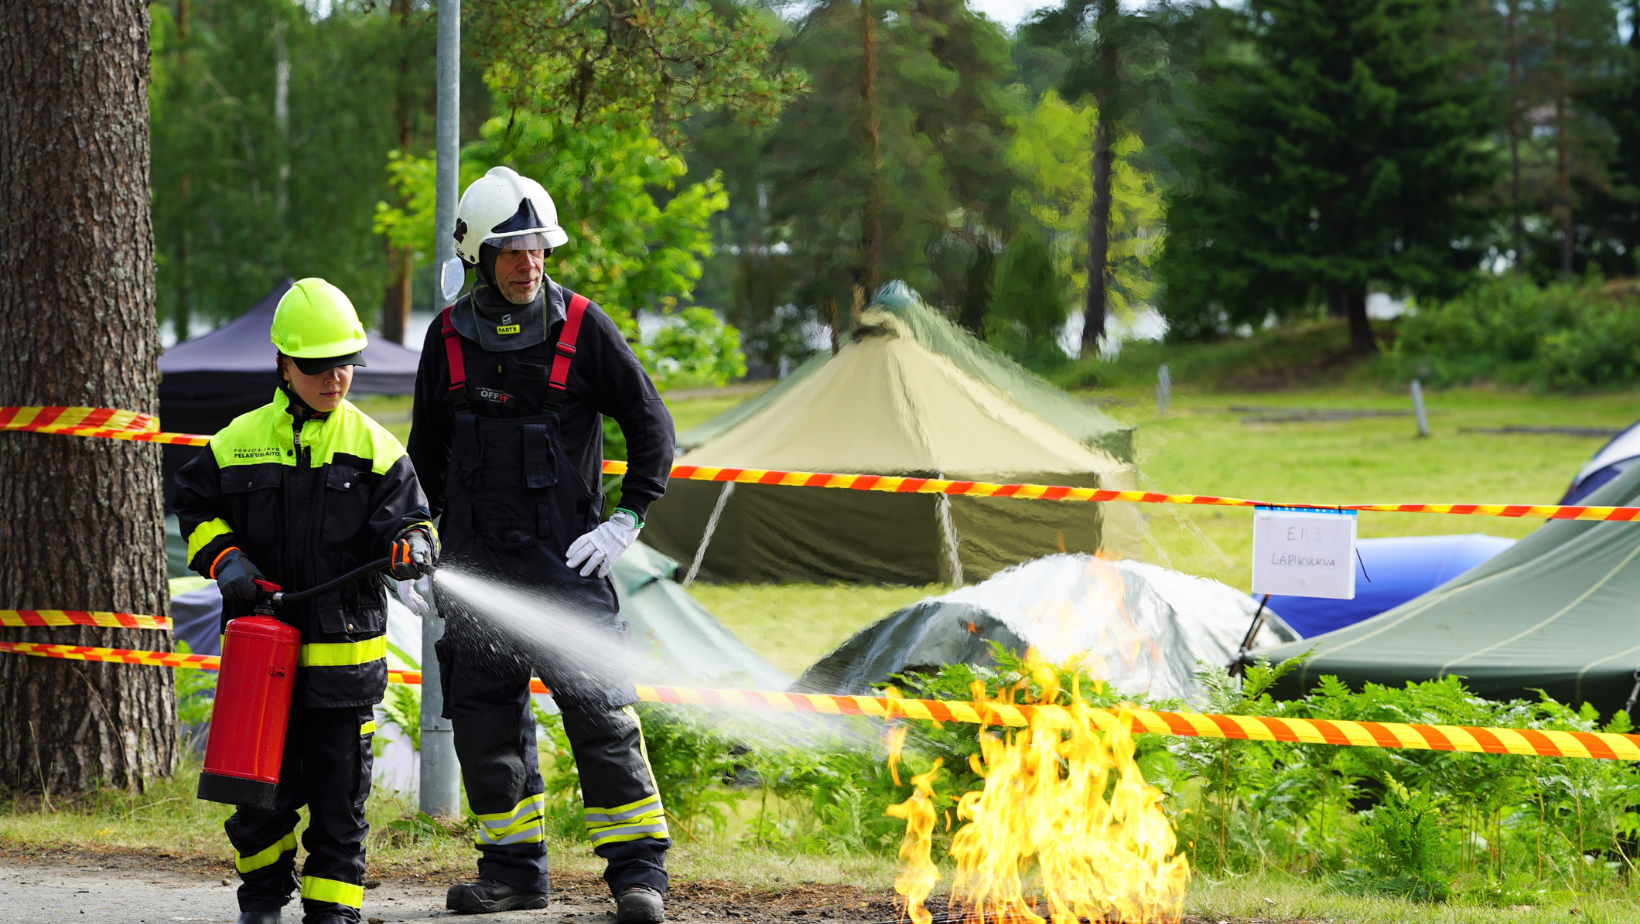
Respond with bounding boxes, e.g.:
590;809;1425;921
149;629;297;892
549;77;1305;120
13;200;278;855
485;232;551;252
290;351;367;375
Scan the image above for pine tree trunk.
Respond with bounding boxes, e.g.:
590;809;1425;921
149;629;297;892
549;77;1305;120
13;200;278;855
0;0;175;794
1081;0;1119;352
1343;287;1375;355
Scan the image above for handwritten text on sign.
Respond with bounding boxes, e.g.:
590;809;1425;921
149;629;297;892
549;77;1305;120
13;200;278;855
1252;506;1358;600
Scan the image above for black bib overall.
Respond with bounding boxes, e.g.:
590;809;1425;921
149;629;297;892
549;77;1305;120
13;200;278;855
431;293;669;898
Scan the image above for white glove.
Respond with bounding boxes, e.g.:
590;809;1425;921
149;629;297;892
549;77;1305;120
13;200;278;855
395;577;428;617
565;509;640;578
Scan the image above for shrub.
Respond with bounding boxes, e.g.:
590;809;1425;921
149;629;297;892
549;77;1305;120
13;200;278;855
1391;277;1640;389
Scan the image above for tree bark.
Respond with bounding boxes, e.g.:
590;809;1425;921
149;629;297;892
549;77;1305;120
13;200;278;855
1081;0;1119;352
0;0;175;794
1341;287;1375;355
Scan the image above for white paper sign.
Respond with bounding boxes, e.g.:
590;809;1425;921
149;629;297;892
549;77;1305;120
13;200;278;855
1251;506;1358;599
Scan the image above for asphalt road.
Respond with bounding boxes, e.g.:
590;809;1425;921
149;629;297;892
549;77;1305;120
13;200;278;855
0;854;610;924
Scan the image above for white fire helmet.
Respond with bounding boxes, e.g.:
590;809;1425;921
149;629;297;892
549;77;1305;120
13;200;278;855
452;166;569;265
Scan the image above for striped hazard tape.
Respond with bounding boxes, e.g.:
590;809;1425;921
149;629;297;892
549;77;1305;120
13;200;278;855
0;405;209;446
0;610;171;631
0;641;1635;761
7;405;1640;520
0;641;212;670
598;460;1640;522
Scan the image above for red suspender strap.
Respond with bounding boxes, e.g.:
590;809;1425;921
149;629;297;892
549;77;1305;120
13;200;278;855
440;305;468;408
549;293;591;395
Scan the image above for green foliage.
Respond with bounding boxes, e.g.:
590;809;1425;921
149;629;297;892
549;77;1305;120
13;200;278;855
987;225;1069;366
1334;779;1450;902
692;0;1018;357
379;683;422;752
1392;276;1640;389
638;306;749;390
149;0;438;334
1157;0;1499;343
1005;90;1162;322
470;0;804;141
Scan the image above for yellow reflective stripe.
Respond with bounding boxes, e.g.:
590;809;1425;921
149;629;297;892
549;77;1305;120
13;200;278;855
235;831;296;874
584;793;662;825
300;876;364;908
406;520;438;541
186;518;233;563
360;720;376;736
476;793;546;846
298;636;386;668
588;822;670;846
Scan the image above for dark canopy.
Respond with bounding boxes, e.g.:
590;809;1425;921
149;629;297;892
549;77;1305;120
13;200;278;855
1267;461;1640;716
159;279;421;507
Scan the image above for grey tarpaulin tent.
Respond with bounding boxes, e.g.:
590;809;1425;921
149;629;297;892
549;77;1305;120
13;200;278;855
1265;460;1640;715
794;554;1294;702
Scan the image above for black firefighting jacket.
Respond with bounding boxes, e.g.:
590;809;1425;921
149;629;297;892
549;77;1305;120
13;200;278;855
173;389;432;707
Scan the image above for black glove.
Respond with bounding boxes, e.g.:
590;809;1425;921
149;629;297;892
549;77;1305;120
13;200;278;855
390;527;439;579
214;549;264;602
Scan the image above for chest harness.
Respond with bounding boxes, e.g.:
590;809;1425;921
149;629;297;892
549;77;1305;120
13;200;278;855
440;292;591;410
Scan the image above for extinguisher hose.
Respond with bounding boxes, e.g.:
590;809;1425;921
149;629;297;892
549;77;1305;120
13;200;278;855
275;557;394;604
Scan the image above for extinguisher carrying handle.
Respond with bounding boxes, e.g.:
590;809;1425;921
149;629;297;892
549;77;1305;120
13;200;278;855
266;557;394;606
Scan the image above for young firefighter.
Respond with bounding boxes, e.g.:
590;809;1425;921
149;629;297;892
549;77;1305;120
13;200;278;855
174;278;438;924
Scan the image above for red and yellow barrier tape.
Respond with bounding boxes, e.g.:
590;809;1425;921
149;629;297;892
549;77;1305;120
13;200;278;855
0;610;170;631
8;405;1640;520
0;641;213;670
601;460;1640;522
0;405;209;446
1;641;1635;761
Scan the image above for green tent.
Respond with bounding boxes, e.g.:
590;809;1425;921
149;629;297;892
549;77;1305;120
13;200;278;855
644;286;1143;585
1266;461;1640;715
678;283;1135;461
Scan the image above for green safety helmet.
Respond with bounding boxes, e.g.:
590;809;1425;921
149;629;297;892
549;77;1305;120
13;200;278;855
271;278;369;374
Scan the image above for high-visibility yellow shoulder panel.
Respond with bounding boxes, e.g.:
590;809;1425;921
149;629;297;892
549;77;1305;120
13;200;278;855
210;400;295;469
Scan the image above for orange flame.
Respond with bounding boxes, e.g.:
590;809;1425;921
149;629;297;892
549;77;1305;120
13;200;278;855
887;651;1190;924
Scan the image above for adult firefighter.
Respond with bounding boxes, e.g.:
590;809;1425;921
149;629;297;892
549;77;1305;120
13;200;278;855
407;166;675;920
175;278;438;924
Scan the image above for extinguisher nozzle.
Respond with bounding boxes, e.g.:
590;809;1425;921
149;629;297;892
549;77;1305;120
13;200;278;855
197;770;279;810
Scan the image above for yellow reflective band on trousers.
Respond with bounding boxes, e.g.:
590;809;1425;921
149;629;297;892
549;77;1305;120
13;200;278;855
235;831;297;874
298;636;386;668
475;792;547;847
186;518;233;563
584;792;668;847
301;875;364;908
360;720;376;736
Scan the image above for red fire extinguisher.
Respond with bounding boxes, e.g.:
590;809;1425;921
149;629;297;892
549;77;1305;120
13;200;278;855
196;557;390;809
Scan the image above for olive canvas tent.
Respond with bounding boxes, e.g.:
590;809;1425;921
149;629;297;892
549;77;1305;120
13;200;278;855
1265;461;1640;715
643;287;1143;585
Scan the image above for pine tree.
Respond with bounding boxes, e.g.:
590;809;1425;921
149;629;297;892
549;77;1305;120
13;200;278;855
1158;0;1500;353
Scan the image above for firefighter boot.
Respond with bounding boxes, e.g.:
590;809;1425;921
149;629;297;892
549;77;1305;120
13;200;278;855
616;886;665;924
446;878;549;914
235;913;280;924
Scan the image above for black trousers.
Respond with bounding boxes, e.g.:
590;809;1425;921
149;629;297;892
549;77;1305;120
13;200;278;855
438;626;670;896
226;703;374;922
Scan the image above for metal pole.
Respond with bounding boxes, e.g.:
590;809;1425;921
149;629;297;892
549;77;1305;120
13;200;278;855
1411;379;1430;438
420;0;461;821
